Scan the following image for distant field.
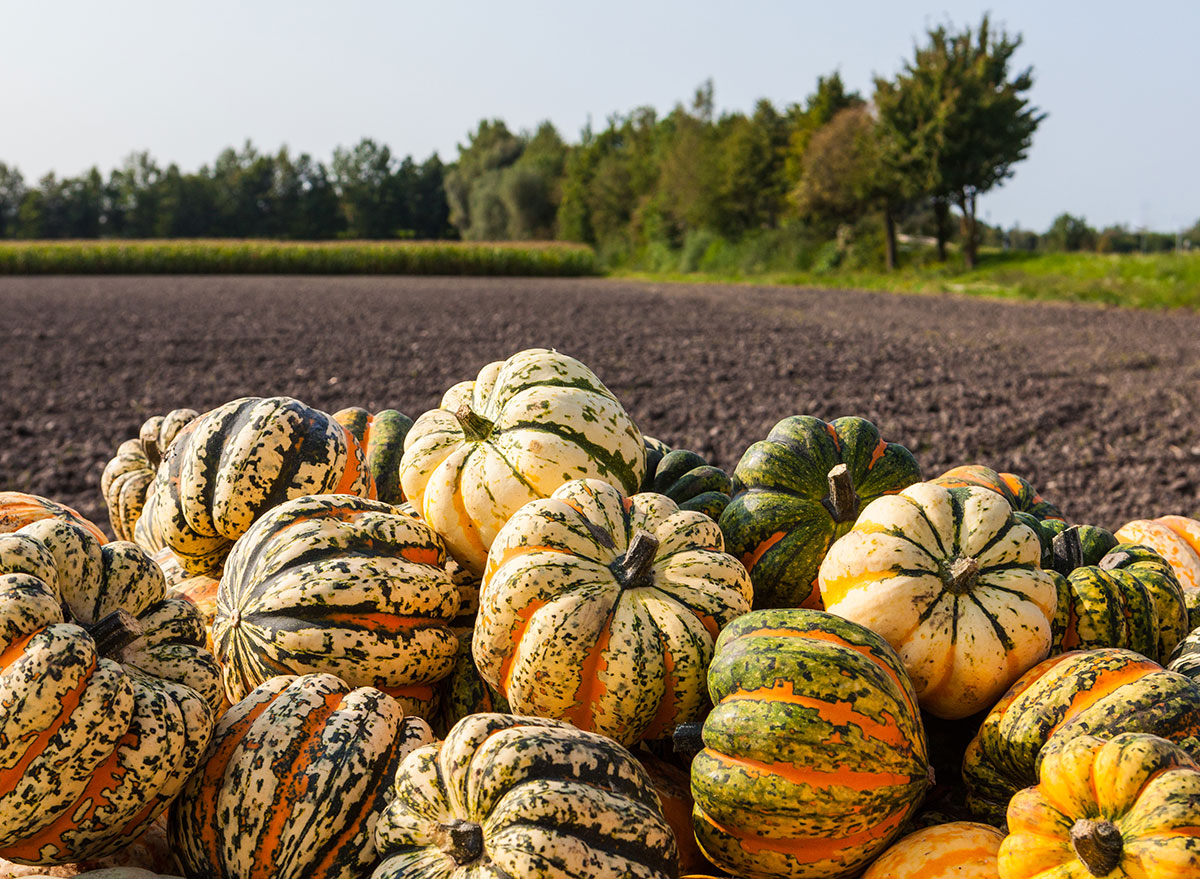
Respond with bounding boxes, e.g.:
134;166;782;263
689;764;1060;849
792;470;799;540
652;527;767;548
0;239;598;276
622;249;1200;309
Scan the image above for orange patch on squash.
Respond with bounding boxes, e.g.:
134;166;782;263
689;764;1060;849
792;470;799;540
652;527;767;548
742;531;786;573
705;750;921;792
500;598;549;693
564;616;614;731
699;799;907;860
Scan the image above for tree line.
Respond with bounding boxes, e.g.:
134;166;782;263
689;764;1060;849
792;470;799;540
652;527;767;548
2;15;1195;269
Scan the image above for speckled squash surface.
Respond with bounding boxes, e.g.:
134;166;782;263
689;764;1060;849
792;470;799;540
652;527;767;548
333;407;413;506
372;712;678;879
101;410;198;543
962;648;1200;826
1000;733;1200;879
213;494;460;713
819;482;1058;720
474;478;752;746
142;396;372;577
0;492;107;544
861;822;1004;879
1047;529;1188;663
719;415;922;609
0;518;221;865
1116;515;1200;629
932;464;1064;521
642;437;734;521
399;348;646;576
430;626;508;738
690;608;931;879
1167;628;1200;680
169;673;434;879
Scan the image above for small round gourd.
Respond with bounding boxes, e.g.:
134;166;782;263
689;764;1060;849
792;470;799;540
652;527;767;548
861;822;1004;879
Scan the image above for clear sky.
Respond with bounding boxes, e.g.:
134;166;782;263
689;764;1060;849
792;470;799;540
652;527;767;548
4;1;1196;232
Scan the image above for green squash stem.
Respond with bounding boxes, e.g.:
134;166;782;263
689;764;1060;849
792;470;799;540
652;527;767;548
454;403;494;443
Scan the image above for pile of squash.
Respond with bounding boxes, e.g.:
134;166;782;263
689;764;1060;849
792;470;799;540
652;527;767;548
3;346;1200;879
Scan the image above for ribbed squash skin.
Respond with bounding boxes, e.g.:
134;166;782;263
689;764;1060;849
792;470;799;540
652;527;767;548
213;494;460;711
1051;543;1188;662
819;482;1058;720
475;479;753;746
400;348;646;576
691;608;931;879
101;410;198;543
431;626;509;738
334;407;413;506
642;437;734;521
0;519;220;865
140;396;372;577
169;673;434;879
861;822;1004;879
932;464;1064;521
1000;733;1200;878
962;648;1200;826
0;491;107;543
373;713;678;879
719;415;922;609
1116;515;1200;628
1167;628;1200;680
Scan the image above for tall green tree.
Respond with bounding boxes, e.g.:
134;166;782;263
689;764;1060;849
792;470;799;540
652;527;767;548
0;163;24;238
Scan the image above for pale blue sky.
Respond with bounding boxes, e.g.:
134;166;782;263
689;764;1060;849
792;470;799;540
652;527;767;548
4;1;1196;232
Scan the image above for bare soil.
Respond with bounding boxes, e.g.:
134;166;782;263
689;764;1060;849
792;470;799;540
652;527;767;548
2;275;1199;534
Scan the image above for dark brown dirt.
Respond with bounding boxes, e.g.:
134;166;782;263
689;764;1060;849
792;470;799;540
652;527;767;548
2;275;1198;534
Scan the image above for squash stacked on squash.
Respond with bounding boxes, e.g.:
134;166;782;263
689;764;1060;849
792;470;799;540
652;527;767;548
213;494;460;716
137;396;372;577
333;407;413;505
642;436;734;521
819;481;1058;719
400;348;646;575
101;409;198;543
0;491;107;543
719;415;922;609
372;713;678;879
169;673;434;879
1000;732;1200;878
1116;514;1200;628
0;518;221;865
963;648;1200;825
474;478;752;746
861;822;1004;879
688;608;931;879
932;463;1064;521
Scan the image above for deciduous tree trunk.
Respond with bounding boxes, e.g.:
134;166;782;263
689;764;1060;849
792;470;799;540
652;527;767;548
884;205;897;271
959;191;978;269
933;198;950;261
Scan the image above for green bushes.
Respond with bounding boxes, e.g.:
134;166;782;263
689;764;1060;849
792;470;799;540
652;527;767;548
0;240;598;276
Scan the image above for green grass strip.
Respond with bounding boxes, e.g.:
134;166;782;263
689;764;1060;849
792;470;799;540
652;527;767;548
0;240;598;276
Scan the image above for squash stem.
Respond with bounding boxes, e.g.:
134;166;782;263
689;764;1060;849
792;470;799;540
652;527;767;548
85;609;144;655
454;404;494;443
612;530;660;589
1070;818;1123;876
1052;526;1084;576
437;819;485;866
947;557;980;594
825;464;858;523
672;721;705;758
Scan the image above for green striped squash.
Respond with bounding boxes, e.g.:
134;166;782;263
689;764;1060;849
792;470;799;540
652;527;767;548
642;436;734;521
400;348;646;576
141;396;372;577
1047;528;1188;662
962;648;1200;826
719;415;921;609
0;518;220;865
474;478;753;746
373;713;678;879
690;608;931;879
932;463;1064;521
213;494;460;714
430;626;509;737
1167;628;1200;680
333;407;413;506
169;673;434;879
819;482;1058;719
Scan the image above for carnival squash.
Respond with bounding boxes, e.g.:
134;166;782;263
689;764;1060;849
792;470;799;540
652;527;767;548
372;713;678;879
719;415;921;608
0;492;106;544
0;519;220;864
932;464;1064;521
474;478;752;746
101;410;197;542
819;482;1058;719
400;348;646;575
333;407;413;505
689;608;931;879
169;673;434;879
213;494;460;714
1115;515;1200;628
861;822;1004;879
642;437;733;521
1000;733;1200;878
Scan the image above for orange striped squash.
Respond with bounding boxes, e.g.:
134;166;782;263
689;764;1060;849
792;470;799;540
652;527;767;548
474;478;752;747
690;608;931;879
0;491;107;543
861;822;1003;878
1115;515;1200;626
168;674;433;879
